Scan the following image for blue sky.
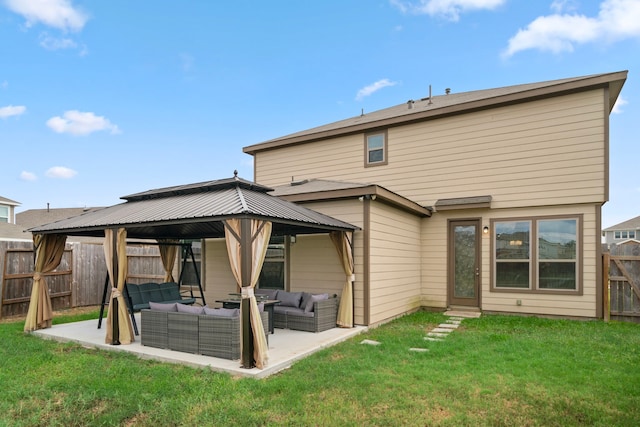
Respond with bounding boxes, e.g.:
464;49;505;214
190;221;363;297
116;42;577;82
1;0;638;228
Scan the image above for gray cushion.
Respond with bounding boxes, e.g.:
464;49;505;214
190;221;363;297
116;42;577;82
149;301;177;312
203;307;240;317
274;306;306;315
277;290;303;308
305;293;329;313
176;303;205;315
300;292;313;311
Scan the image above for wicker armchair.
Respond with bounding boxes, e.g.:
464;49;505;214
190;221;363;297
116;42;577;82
273;297;339;333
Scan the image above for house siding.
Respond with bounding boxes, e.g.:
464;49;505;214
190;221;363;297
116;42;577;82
368;201;422;325
203;238;238;304
421;204;599;318
255;89;607;210
292;200;366;325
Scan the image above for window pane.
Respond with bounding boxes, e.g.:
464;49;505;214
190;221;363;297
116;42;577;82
367;134;384;149
538;219;576;260
615;231;621;239
630;231;636;239
258;262;284;289
539;262;576;289
0;206;8;222
495;221;530;259
495;262;530;288
369;149;384;163
259;235;285;289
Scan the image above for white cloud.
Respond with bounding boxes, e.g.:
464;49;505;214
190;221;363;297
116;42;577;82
4;0;89;32
356;79;398;101
0;105;26;118
20;171;37;181
612;96;628;114
39;32;77;50
46;166;77;179
503;0;640;57
46;110;120;136
390;0;506;21
550;0;579;14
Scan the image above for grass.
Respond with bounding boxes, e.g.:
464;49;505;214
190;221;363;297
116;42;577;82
1;310;639;426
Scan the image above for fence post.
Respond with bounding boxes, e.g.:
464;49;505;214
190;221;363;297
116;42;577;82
603;252;610;322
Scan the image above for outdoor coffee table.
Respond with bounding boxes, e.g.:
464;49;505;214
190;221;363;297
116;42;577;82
215;298;280;334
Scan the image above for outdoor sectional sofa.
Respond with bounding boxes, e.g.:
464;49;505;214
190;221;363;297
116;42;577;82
255;289;339;333
140;303;269;360
125;282;196;312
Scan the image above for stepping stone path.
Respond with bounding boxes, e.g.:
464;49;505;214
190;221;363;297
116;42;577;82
419;311;481;349
360;311;481;352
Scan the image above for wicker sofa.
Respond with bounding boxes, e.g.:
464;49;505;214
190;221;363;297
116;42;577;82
141;306;268;360
255;289;339;333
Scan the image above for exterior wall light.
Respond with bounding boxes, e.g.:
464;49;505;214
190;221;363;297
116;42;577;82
483;226;489;234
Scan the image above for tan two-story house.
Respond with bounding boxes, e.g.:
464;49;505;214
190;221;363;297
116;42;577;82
226;70;626;326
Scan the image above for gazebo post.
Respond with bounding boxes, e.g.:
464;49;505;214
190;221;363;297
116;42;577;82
111;230;120;345
240;218;255;368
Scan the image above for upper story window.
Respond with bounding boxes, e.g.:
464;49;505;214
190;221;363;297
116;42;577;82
0;205;8;223
492;216;581;294
365;130;388;167
614;230;635;240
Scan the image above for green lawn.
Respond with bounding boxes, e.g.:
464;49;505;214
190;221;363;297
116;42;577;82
1;310;638;426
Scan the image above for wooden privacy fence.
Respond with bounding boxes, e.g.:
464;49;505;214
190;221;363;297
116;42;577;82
605;242;640;322
0;240;167;319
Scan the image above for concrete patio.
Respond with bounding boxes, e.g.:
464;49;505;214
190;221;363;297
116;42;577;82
33;314;367;379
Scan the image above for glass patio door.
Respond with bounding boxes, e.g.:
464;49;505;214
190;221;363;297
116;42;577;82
448;220;480;307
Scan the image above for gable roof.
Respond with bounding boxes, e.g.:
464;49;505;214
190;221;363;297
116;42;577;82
244;70;627;155
28;175;358;239
0;222;31;241
16;207;103;230
603;215;640;231
270;178;432;217
0;196;20;206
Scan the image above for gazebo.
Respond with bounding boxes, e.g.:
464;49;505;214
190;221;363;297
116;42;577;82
25;173;357;369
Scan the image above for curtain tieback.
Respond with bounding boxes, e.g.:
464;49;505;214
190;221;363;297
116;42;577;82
241;287;254;299
33;272;42;281
110;287;122;299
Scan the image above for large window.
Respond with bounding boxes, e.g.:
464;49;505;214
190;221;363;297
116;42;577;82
258;235;286;289
0;206;8;223
492;216;580;293
365;131;387;166
614;230;635;240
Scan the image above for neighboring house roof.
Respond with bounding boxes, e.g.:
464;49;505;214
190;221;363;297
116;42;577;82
270;178;432;217
0;196;20;206
244;70;627;155
16;207;103;230
0;222;31;241
29;175;358;239
603;215;640;231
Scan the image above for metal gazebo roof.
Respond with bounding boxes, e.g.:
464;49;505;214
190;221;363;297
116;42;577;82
28;174;358;239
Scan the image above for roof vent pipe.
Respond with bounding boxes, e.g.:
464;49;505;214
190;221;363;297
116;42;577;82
407;100;414;109
428;85;433;105
445;88;451;95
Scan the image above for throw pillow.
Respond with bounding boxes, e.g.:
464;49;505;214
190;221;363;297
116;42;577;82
176;303;205;315
305;293;329;313
276;290;303;308
148;301;177;312
300;292;313;311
